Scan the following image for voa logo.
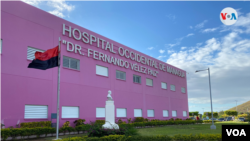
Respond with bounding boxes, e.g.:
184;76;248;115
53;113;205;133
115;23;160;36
220;7;238;25
226;129;246;136
222;125;249;140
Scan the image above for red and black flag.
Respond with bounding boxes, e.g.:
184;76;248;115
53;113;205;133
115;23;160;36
28;46;59;70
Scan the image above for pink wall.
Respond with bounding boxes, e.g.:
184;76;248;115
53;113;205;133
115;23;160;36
1;1;189;128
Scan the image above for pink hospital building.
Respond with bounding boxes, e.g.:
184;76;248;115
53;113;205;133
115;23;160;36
1;1;189;128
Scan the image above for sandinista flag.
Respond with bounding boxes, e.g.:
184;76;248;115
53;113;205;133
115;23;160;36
28;46;59;70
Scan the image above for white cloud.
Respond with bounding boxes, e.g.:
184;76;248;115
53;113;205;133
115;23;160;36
166;33;194;48
195;20;208;29
234;12;250;33
157;55;167;60
189;26;193;29
166;31;250;107
159;49;165;54
181;47;187;50
147;47;154;50
21;0;42;7
49;10;65;18
202;28;218;33
166;14;176;20
167;50;175;54
167;43;178;48
196;42;203;46
186;33;194;37
21;0;75;18
220;12;250;34
47;0;75;18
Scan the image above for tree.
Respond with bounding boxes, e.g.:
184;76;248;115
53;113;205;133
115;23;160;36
203;112;219;118
202;114;206;118
224;110;238;116
189;111;199;116
218;110;224;116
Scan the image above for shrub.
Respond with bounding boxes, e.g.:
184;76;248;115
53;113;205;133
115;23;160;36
127;118;132;124
95;120;105;125
88;128;125;137
133;117;144;122
61;134;222;141
203;120;218;123
100;135;126;141
59;126;75;135
20;121;51;128
62;121;70;128
117;119;125;124
1;128;11;141
74;119;86;126
118;124;138;136
195;120;203;124
133;122;145;128
238;114;248;118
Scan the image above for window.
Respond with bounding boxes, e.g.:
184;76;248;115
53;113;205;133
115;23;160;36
63;56;80;70
147;109;154;117
134;109;142;117
0;39;2;54
172;110;177;117
96;108;105;118
116;108;126;117
116;70;126;80
24;105;48;119
62;106;79;118
170;85;175;91
163;110;169;117
161;82;167;89
133;75;141;84
181;87;186;93
96;65;108;76
146;78;153;86
27;47;44;60
183;111;187;117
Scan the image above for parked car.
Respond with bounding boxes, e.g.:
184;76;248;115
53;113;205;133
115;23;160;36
210;118;217;121
226;116;233;121
218;118;225;122
189;117;196;120
238;117;245;122
202;118;207;120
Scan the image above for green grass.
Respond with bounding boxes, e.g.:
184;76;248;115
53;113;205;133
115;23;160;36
25;133;88;141
26;122;249;140
137;122;248;136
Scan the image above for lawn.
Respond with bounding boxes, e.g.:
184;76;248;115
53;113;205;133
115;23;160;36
138;122;248;136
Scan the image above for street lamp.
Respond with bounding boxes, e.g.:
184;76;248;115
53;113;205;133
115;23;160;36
235;100;238;116
195;67;216;129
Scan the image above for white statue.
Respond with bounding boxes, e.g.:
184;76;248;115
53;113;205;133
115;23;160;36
103;90;119;129
107;90;113;100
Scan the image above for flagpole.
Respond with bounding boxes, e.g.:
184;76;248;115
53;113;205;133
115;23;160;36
56;37;61;140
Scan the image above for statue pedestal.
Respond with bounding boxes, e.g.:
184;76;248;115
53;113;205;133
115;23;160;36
102;100;119;129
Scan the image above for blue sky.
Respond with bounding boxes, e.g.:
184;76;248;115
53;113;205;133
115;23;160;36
22;0;250;114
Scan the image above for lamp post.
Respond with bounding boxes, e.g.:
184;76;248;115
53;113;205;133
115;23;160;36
235;100;238;116
195;67;216;129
